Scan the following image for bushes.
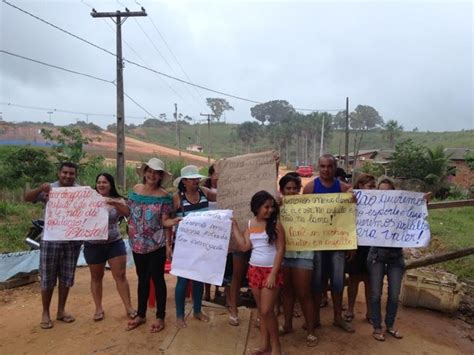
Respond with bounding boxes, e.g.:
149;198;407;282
0;146;55;190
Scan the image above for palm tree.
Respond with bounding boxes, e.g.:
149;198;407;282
383;120;404;148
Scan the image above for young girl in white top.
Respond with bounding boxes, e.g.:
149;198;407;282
232;190;285;355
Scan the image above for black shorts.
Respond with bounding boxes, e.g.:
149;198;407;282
83;239;127;265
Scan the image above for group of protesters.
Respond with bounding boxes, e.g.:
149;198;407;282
25;153;411;355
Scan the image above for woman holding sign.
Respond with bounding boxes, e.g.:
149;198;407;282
83;173;135;322
126;158;180;333
368;177;404;341
232;190;285;355
172;165;217;328
279;172;318;347
344;173;376;324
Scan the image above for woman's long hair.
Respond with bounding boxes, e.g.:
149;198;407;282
278;172;302;191
95;173;122;198
250;190;279;244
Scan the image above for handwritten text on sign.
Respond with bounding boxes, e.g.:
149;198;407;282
280;193;357;251
217;151;276;251
171;210;232;285
354;190;430;247
43;186;108;241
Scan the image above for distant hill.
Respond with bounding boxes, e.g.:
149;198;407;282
1;120;472;163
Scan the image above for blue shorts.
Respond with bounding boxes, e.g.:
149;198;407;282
283;257;313;270
83;239;127;265
312;251;345;294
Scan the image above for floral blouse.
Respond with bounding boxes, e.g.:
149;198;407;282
127;192;172;254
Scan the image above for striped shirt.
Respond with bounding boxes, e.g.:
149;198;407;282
176;189;209;217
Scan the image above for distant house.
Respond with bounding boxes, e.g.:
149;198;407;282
444;148;473;188
336;149;394;171
186;144;203;153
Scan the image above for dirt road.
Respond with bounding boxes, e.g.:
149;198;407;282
0;267;472;354
89;131;211;166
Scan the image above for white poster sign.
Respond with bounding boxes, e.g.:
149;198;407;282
355;189;431;248
43;186;109;241
171;210;232;285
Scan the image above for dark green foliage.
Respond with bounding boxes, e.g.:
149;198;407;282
250;100;295;124
41;127;95;163
0;147;55;189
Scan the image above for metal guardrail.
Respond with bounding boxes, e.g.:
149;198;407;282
428;199;474;210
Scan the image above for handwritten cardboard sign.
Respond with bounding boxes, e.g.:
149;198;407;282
43;186;108;241
354;189;430;247
216;151;277;251
171;210;232;285
280;193;357;251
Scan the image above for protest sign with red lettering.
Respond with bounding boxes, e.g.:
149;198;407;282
43;186;108;241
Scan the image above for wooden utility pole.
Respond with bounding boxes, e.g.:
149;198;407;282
344;97;350;172
200;113;216;164
174;103;181;158
91;8;147;189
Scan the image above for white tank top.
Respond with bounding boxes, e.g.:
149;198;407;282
248;221;277;267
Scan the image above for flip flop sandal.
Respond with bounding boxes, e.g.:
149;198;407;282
278;325;293;336
127;310;138;320
56;315;75;323
40;320;53;329
373;331;385;341
229;315;240;326
126;318;146;331
93;311;105;322
343;313;355;322
193;313;210;322
333;320;355;333
150;321;165;333
306;333;319;347
387;329;403;339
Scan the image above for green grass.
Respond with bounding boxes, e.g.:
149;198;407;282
0;201;43;253
124;124;473;162
427;207;474;280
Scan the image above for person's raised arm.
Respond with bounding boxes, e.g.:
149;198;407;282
24;183;50;203
201;186;216;202
231;219;251;252
106;198;130;217
302;180;314;195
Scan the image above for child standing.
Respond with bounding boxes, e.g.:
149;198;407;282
232;190;285;355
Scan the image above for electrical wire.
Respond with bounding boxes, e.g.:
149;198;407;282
2;0;343;112
0;50;159;119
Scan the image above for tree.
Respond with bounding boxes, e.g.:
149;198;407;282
41;127;95;164
206;98;234;122
350;105;384;167
383;119;404;148
0;147;55;189
236;121;261;153
390;139;429;180
333;110;346;130
250;100;295;125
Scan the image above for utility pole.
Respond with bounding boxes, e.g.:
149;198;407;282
200;113;216;164
91;7;147;189
319;114;325;157
174;103;181;158
344;97;350;172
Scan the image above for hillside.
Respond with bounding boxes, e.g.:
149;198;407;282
1;121;472;163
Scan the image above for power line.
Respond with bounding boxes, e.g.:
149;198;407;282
134;0;206;103
3;0;343;112
0;101;148;121
0;50;114;83
0;50;159;119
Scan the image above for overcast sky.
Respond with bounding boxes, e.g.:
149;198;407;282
1;0;473;131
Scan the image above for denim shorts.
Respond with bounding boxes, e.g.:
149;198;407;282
83;239;127;265
312;250;346;293
283;257;313;270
